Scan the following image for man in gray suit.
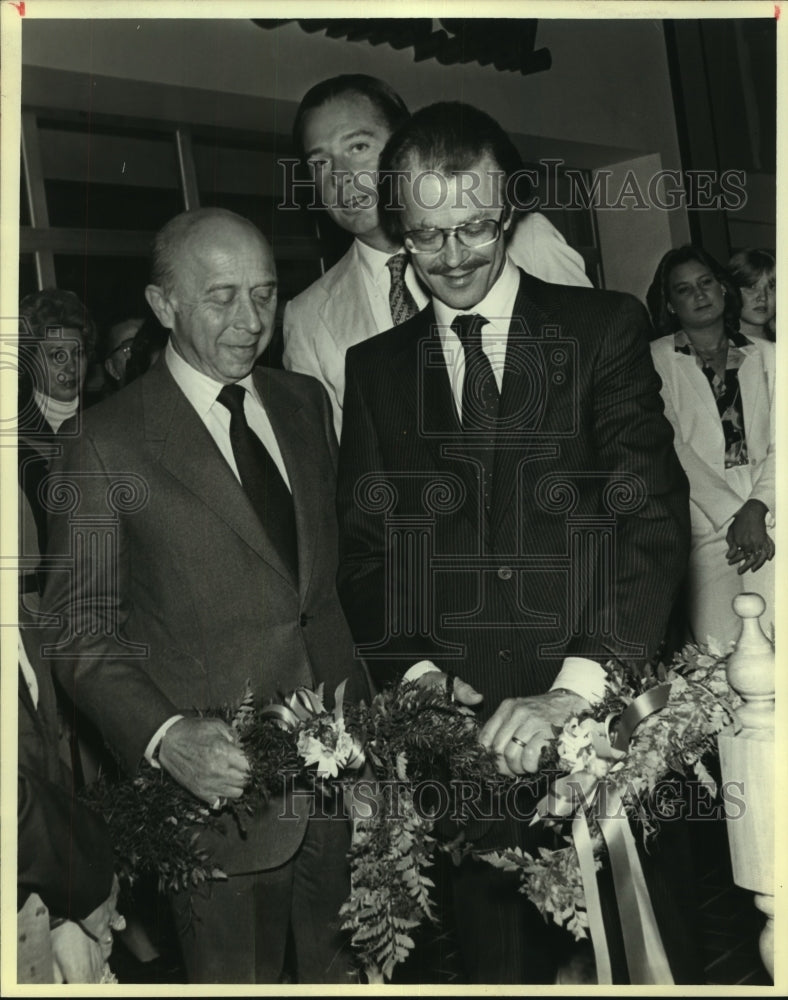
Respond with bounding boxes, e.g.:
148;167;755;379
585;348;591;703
42;208;367;984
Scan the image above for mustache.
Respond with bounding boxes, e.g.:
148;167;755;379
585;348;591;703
427;261;483;277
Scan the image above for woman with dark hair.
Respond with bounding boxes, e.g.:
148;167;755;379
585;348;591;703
18;289;95;601
728;248;776;342
647;246;775;646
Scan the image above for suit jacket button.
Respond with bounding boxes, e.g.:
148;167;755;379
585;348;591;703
498;648;513;663
299;613;308;627
497;566;513;580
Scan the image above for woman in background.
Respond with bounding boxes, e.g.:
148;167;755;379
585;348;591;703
728;248;776;342
18;289;95;602
647;246;775;647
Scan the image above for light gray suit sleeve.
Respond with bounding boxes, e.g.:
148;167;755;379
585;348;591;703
283;296;344;440
507;211;592;287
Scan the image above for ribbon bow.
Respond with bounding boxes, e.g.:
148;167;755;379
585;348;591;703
261;681;365;776
535;685;673;985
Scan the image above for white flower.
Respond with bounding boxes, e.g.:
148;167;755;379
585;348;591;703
297;722;355;778
556;717;593;769
585;755;613;780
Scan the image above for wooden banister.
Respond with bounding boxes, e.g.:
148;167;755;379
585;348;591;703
718;592;774;980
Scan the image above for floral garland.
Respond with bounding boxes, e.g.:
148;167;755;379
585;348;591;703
83;680;503;979
479;639;742;959
83;640;740;982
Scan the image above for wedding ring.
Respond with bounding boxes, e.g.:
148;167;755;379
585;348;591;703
510;736;528;748
444;671;456;703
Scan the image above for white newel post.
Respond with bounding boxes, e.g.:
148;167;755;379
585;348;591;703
717;593;774;980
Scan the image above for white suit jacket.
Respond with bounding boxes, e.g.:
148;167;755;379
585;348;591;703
283;212;591;438
650;333;775;533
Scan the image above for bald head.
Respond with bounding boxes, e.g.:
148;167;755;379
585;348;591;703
145;209;277;384
151;208;270;293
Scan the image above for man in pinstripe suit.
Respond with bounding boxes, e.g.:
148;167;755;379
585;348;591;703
336;103;694;983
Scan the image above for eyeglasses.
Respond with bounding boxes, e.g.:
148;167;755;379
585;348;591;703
403;216;507;255
109;340;134;359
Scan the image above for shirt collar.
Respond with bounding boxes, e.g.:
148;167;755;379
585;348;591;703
165;340;261;415
433;254;520;331
673;327;753;356
32;389;79;431
354;237;405;283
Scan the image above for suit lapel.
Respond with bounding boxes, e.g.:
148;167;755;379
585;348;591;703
142;364;296;588
490;274;557;539
319;243;378;353
737;345;762;445
673;350;719;424
389;308;482;530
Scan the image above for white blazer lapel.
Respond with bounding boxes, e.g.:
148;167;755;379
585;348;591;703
318;243;377;354
673;349;720;425
736;346;763;449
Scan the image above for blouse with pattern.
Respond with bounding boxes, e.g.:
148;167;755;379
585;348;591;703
673;328;751;469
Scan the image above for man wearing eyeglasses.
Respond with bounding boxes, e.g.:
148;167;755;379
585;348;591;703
282;75;590;440
336;103;695;984
101;317;143;389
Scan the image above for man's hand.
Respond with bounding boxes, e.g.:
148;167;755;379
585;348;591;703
479;689;590;776
51;921;105;983
158;717;250;804
415;669;483;707
725;499;774;574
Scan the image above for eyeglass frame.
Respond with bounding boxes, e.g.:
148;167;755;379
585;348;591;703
402;207;512;255
108;339;135;359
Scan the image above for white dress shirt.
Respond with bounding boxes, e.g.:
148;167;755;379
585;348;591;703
146;344;293;764
405;255;607;705
433;254;520;418
165;341;291;490
355;240;429;331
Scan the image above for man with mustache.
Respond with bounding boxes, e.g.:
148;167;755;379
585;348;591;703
336;102;695;983
283;74;591;439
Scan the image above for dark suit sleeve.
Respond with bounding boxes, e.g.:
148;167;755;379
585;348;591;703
572;294;690;663
42;432;179;775
18;766;114;919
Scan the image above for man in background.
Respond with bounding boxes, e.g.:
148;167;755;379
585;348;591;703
102;316;144;389
283;74;591;438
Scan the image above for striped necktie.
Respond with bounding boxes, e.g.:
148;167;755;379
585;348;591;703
386;253;420;325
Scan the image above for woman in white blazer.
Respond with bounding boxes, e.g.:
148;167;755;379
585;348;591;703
647;246;775;647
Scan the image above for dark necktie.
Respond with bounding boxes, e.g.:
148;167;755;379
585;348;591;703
452;313;499;514
453;313;499;430
386;253;420;325
217;383;298;579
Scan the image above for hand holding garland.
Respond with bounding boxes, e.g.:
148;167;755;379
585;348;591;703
158;716;250;805
480;689;592;776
